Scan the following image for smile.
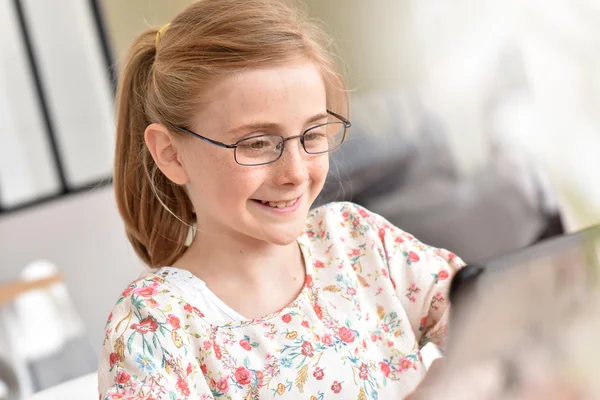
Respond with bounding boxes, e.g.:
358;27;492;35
251;196;302;212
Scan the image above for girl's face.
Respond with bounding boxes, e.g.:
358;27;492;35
177;61;330;246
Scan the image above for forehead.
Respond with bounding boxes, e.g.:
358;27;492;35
191;61;327;131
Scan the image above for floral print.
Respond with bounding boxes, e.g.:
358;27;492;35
99;202;463;399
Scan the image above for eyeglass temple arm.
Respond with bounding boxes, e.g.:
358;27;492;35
175;126;237;149
326;109;351;128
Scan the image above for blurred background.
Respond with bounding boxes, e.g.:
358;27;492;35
0;0;599;397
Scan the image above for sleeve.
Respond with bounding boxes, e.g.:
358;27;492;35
98;279;214;400
369;208;465;351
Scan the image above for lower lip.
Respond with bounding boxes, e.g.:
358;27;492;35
252;196;302;214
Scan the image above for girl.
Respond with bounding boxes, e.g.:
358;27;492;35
99;0;463;398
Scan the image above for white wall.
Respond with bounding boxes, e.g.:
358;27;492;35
0;187;143;356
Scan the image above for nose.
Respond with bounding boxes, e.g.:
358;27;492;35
272;138;309;187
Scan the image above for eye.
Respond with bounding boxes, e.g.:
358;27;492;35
304;130;326;141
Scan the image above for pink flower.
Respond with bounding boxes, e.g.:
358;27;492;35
217;377;229;393
350;248;361;257
116;371;130;384
167;314;180;330
399;358;413;372
203;340;212;350
131;317;158;334
134;286;156;297
314;260;325;269
305;275;313;288
338;327;355;343
240;339;252;351
186;363;192;376
321;334;333;346
331;381;342;393
358;208;369;218
313;367;324;380
109;352;119;368
281;313;292;323
301;341;314;357
177;377;190;396
184;303;193;313
301;320;310;328
379;362;391;377
346;287;356;296
359;363;368;380
313;304;323;320
234;366;251;385
437;270;449;281
408;251;420;263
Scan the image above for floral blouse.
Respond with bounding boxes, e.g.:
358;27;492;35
98;202;464;399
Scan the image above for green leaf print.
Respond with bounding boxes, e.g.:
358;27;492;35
127;331;136;354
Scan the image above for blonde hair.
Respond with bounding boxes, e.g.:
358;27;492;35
114;0;348;268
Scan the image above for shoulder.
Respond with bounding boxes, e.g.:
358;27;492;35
306;201;383;237
102;273;210;348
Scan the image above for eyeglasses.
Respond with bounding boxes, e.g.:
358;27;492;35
174;110;351;166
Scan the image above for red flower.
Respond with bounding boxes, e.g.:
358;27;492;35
131;317;158;334
338;327;355;343
301;320;310;328
109;352;119;368
350;248;361;257
342;211;350;218
301;341;314;357
183;303;193;313
213;343;222;360
420;317;428;331
116;371;130;384
201;364;208;375
379;362;391;377
313;367;324;380
281;313;292;323
448;252;457;260
378;228;386;241
167;314;180;330
321;334;333;346
121;287;134;297
234;366;251;385
331;381;342;393
358;208;369;218
408;251;420;263
437;270;449;281
395;236;404;243
314;260;325;269
240;339;252;351
203;340;212;350
134;286;156;297
313;304;323;320
359;363;368;380
186;363;192;376
371;334;378;342
177;377;190;396
305;275;313;288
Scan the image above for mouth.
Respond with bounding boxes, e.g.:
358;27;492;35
250;195;302;211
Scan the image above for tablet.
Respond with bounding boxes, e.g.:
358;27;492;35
445;224;600;369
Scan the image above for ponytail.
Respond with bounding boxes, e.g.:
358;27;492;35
113;29;193;268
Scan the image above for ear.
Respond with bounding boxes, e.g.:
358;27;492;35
144;123;189;185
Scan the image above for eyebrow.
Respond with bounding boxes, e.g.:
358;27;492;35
227;112;330;135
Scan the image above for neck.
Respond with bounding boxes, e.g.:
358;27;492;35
174;229;305;286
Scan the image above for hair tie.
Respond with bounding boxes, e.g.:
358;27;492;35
155;23;171;49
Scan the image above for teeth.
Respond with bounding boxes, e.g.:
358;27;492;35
260;198;297;208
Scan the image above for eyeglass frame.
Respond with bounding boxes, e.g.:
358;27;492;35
173;109;351;166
